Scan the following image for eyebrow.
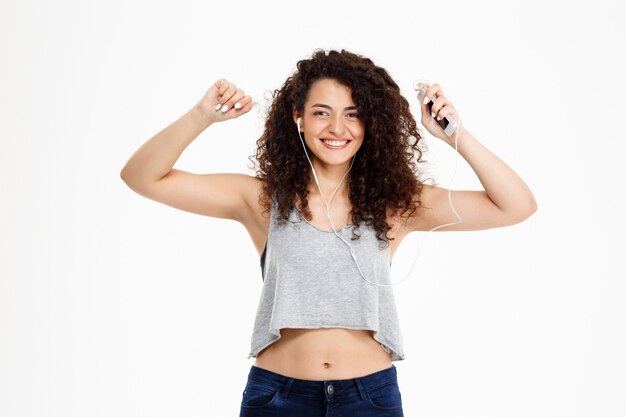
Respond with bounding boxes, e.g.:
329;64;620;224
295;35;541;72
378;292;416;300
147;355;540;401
311;103;358;111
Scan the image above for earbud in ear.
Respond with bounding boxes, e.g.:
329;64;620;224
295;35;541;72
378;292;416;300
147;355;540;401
297;117;301;131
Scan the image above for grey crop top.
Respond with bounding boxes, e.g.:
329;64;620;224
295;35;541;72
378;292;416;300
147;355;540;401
246;196;406;362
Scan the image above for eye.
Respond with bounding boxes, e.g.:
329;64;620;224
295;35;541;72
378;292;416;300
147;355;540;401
312;111;359;118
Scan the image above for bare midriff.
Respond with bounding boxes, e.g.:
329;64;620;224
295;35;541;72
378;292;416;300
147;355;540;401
253;327;393;380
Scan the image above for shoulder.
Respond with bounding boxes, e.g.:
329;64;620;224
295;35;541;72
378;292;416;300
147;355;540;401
385;182;436;235
238;174;272;223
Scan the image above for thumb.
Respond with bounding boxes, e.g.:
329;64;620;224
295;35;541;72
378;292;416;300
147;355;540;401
415;86;428;108
419;93;432;118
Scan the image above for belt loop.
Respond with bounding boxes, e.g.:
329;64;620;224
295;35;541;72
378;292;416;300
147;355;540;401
282;377;294;400
354;377;366;400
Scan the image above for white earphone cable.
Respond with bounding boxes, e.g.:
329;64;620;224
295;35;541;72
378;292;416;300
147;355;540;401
296;80;462;287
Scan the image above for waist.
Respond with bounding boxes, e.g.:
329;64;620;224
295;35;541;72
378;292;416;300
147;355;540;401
254;328;393;380
246;363;399;400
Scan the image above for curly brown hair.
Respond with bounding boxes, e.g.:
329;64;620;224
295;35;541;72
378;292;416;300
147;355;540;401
248;48;432;249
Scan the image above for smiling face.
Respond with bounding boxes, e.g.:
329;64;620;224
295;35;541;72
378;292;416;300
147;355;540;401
293;78;365;168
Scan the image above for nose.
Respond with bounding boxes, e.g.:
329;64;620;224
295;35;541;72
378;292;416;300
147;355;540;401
328;114;346;136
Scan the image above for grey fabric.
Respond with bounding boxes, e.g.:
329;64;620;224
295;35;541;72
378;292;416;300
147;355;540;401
247;196;405;361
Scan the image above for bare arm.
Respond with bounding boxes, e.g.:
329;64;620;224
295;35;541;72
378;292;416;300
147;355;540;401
120;105;212;184
406;82;537;232
120;79;258;222
408;128;537;232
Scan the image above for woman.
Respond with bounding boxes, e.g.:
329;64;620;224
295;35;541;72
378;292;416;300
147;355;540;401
121;49;537;416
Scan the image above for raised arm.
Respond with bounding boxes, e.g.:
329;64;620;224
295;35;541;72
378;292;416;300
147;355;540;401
405;83;537;233
120;79;259;222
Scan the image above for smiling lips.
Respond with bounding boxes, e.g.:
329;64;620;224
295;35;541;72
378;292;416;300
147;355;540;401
320;138;351;149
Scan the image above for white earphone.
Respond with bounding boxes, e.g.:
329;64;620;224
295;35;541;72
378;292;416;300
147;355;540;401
294;81;462;287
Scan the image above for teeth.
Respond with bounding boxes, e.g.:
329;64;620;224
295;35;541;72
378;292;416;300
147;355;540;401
322;139;348;147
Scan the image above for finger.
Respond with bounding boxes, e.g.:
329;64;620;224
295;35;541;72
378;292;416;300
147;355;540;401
437;105;454;121
239;99;257;115
215;84;238;113
220;88;247;113
415;83;429;102
430;96;449;119
414;81;431;92
217;83;238;106
423;83;442;106
428;83;442;97
419;88;436;107
417;84;431;110
215;79;231;101
233;94;253;111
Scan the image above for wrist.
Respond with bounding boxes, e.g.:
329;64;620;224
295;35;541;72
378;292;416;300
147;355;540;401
447;125;469;148
190;103;214;129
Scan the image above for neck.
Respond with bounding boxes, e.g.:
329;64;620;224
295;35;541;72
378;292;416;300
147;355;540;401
307;157;353;203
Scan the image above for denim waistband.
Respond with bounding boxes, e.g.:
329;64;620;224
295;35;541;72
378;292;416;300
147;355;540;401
245;364;398;401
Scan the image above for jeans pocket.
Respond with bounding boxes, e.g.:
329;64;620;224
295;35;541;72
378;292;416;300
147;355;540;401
240;382;281;409
366;381;403;410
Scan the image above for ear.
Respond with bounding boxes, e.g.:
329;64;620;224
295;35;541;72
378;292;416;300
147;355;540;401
292;108;302;130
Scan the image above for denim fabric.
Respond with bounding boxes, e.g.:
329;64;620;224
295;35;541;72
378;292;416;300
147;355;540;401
239;364;404;416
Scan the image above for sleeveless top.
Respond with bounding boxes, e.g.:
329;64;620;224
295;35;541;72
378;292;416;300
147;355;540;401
246;196;406;362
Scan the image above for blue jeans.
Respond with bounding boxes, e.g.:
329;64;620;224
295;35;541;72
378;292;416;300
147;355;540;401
239;364;404;416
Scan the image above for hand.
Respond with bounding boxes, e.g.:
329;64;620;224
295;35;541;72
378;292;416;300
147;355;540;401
414;82;464;144
196;78;257;125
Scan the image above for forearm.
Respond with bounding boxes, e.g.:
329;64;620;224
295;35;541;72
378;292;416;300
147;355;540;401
451;127;537;214
120;104;213;185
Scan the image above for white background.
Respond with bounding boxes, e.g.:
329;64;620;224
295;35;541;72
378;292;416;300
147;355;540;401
1;0;624;416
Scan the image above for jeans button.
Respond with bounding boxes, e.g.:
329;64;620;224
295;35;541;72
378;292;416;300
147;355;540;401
327;384;334;394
